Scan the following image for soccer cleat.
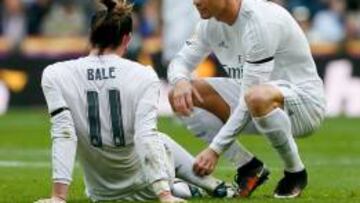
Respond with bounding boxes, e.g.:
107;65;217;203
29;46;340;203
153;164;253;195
234;157;270;198
212;182;236;198
188;184;204;198
274;169;308;199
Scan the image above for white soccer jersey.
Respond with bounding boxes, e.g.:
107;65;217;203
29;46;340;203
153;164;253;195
42;54;170;199
168;0;325;153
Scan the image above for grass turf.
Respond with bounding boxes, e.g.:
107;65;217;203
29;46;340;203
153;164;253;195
0;108;360;203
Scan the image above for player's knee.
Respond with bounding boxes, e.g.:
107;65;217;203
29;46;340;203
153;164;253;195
245;86;270;107
244;86;276;116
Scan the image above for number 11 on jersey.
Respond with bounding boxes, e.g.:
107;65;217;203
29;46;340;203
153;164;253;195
87;90;125;148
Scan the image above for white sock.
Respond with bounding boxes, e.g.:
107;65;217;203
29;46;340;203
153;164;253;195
171;179;203;199
181;108;254;168
253;108;304;172
159;133;222;192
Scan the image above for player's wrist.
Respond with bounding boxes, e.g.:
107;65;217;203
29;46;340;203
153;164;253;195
174;79;193;94
50;196;66;203
209;143;223;156
52;182;69;202
172;77;191;87
152;179;171;196
158;190;172;199
51;194;66;202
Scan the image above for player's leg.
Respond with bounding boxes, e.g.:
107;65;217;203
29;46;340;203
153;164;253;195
272;81;324;198
244;83;308;198
169;78;269;197
158;132;235;198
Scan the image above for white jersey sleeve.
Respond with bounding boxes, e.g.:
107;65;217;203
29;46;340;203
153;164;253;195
42;66;77;185
167;22;212;85
209;106;250;154
134;80;171;183
210;18;280;154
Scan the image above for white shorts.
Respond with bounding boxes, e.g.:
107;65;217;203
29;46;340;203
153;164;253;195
86;134;177;202
83;146;158;202
205;77;326;137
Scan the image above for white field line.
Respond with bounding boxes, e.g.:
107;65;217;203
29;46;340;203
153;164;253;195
0;161;49;168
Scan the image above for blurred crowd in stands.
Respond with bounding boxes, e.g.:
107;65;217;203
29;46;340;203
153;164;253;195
0;0;359;79
1;0;360;47
0;0;360;74
0;0;360;114
274;0;360;43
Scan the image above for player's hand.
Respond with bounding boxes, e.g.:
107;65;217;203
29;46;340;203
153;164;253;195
34;197;66;203
159;191;187;203
172;79;204;116
193;147;219;177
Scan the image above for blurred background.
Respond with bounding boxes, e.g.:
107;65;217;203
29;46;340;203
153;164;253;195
0;0;360;117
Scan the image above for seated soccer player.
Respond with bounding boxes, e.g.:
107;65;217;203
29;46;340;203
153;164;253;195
35;0;235;202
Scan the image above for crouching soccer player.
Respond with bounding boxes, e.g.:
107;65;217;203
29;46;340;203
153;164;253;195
168;0;326;199
35;0;235;202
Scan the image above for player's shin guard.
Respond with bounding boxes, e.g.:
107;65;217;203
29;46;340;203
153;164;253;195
253;108;304;173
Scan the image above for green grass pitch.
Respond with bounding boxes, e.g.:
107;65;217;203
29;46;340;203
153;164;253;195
0;108;360;203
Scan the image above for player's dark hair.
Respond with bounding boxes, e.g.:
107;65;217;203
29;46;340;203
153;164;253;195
90;0;133;53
